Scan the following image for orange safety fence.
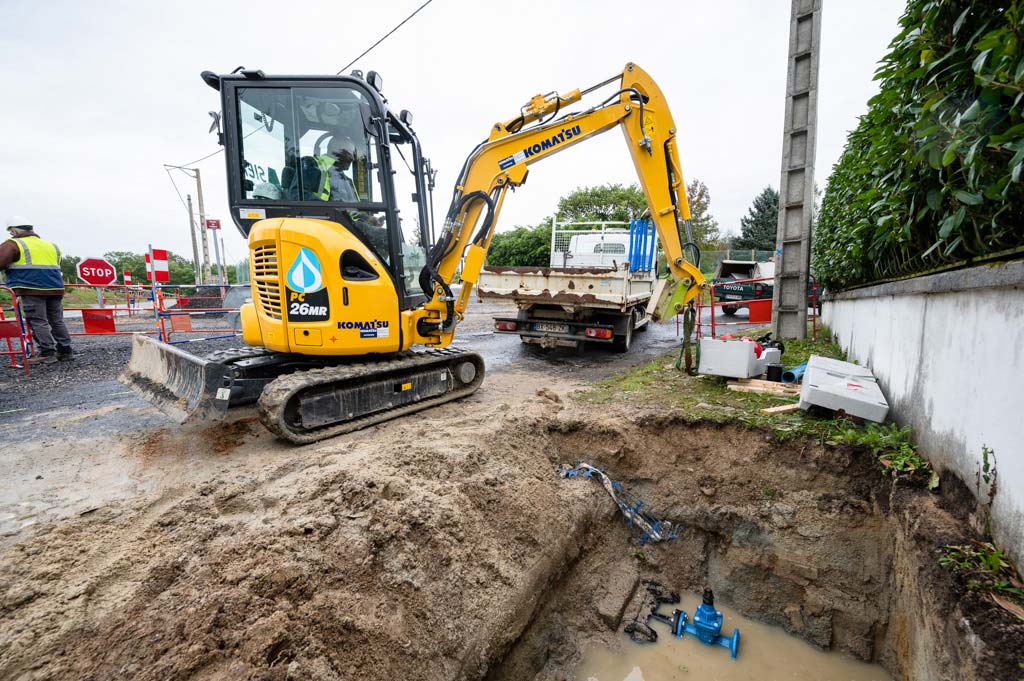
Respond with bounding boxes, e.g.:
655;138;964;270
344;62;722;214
153;284;248;344
61;283;159;336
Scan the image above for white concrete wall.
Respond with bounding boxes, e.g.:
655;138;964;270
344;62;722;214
824;279;1024;563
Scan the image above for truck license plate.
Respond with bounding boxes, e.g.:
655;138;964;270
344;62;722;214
534;322;569;333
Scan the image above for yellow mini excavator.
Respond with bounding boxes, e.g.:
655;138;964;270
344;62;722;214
122;63;706;443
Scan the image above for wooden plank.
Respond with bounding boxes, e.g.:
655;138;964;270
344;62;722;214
760;403;802;414
727;379;799;390
727;381;801;396
734;378;799;389
727;384;796;395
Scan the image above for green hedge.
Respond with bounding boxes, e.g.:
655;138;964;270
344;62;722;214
814;1;1024;290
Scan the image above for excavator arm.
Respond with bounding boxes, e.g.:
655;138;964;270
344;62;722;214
411;62;706;345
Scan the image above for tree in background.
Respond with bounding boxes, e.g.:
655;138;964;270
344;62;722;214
167;253;197;285
487;180;723;266
59;255;80;283
103;251;147;284
731;186;779;251
684;178;721;251
100;251;192;285
486;221;552;267
556;183;647;223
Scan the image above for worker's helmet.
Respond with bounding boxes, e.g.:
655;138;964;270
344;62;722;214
327;136;356;159
5;216;33;231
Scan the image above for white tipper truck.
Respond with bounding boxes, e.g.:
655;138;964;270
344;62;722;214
476;222;660;352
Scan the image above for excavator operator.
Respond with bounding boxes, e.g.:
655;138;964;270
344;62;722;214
318;135;388;255
322;136;360;202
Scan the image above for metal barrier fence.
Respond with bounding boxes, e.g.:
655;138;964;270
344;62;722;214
683;275;819;340
62;283;158;336
549;221;631;268
152;283;248;344
0;283;249;352
0;286;30;374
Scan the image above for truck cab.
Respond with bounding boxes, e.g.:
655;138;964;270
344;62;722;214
551;231;631;268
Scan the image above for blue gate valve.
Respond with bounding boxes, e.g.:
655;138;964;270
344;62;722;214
674;588;740;659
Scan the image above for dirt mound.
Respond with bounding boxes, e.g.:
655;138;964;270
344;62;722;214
0;383;594;680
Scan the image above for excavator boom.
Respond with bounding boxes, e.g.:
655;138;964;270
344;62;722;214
413;62;705;341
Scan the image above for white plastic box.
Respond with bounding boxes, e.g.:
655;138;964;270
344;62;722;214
799;355;889;422
698;338;781;379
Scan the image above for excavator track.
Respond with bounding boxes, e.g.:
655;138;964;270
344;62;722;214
257;348;485;444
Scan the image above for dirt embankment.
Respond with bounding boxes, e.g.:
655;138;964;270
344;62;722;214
1;373;1021;680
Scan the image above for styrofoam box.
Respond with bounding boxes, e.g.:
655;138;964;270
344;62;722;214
698;339;781;379
799;355;889;422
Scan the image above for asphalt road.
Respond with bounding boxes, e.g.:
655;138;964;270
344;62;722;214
0;298;694;440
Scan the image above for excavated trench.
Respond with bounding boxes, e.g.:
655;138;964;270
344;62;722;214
1;409;1018;680
477;416;1012;681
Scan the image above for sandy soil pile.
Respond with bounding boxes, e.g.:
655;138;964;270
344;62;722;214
1;371;605;680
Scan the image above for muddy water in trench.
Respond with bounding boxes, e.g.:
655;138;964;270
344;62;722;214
574;598;890;681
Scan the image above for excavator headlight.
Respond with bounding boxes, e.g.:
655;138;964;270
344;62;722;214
367;71;384;93
400;109;413;126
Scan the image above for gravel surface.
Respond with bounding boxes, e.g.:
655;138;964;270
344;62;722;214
0;329;245;415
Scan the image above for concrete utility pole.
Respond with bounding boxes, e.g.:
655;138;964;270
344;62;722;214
772;0;822;339
193;168;213;284
186;194;201;285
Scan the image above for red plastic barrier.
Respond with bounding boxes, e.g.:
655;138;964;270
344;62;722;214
82;309;116;334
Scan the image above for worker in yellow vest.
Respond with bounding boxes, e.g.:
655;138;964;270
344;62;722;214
0;217;73;364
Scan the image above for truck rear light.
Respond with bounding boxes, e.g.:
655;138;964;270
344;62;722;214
585;327;613;339
754;284;763;298
495;321;517;331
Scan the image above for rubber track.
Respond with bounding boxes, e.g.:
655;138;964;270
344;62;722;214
257;349;485;444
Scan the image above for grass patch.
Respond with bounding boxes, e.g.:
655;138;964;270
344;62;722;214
827;422;930;477
941;541;1024;616
578;324;930;480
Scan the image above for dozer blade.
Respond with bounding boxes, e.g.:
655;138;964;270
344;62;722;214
119;335;232;423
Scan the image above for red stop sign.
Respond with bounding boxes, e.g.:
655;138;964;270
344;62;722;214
77;257;118;286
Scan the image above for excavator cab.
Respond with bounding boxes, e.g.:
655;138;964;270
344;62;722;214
206;68;434;311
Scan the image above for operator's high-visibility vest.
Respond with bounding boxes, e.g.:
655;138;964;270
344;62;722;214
313;156;361;203
313;156;333;202
3;236;64;292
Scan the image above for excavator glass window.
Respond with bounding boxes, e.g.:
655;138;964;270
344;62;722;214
236;86;381;207
235;85;391;265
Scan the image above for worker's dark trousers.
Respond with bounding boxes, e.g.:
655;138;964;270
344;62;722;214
20;295;72;356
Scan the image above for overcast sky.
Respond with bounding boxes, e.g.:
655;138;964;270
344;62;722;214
0;0;904;268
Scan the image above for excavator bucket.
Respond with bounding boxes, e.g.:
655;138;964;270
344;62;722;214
649;277;701;322
119;335;232;423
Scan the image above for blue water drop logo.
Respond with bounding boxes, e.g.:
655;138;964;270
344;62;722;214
287;247;324;293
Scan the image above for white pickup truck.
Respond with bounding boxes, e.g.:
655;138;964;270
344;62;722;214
476;225;658;352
